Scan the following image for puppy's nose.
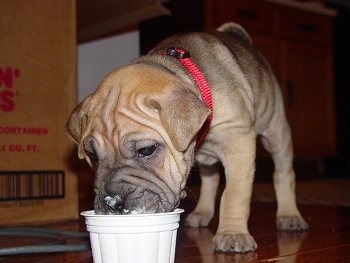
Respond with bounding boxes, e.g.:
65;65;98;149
104;195;126;214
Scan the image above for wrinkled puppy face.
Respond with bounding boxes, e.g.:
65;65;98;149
66;64;210;215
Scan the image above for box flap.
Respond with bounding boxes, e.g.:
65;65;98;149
77;0;170;42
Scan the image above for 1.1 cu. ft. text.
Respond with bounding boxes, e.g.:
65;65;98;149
0;144;39;153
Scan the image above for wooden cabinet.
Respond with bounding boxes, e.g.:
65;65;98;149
281;42;335;157
206;0;336;158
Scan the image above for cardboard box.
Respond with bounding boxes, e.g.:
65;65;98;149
0;0;78;224
0;0;169;225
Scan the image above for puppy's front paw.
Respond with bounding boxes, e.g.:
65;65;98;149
185;211;213;227
213;232;257;253
277;215;309;231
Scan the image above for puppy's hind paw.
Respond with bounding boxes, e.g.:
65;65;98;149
213;232;257;253
277;215;309;231
185;211;213;228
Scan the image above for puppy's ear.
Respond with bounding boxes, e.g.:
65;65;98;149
65;102;90;159
147;87;211;152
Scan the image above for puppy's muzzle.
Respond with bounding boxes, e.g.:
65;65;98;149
104;195;126;214
98;179;179;215
95;167;184;215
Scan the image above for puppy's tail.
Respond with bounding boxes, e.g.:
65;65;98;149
217;22;252;45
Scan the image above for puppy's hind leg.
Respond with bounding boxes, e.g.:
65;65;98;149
261;104;308;231
185;163;220;227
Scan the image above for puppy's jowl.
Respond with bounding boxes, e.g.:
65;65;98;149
66;22;308;253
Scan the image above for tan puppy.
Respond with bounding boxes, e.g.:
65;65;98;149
66;22;308;253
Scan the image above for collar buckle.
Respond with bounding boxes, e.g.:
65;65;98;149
166;47;190;59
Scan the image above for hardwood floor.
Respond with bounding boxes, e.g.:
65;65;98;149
1;180;350;263
176;202;350;262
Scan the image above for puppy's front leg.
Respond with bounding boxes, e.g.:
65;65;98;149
186;163;220;227
213;130;257;253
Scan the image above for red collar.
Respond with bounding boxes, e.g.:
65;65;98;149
164;47;213;147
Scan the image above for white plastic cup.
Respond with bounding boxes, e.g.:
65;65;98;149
81;209;184;263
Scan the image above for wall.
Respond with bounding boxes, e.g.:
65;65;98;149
77;30;139;102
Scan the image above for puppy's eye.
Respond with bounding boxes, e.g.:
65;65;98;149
86;150;98;163
137;144;157;157
83;139;99;166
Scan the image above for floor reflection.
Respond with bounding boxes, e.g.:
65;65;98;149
272;231;308;263
183;226;308;263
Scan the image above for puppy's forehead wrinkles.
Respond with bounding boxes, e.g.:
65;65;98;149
101;83;120;139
